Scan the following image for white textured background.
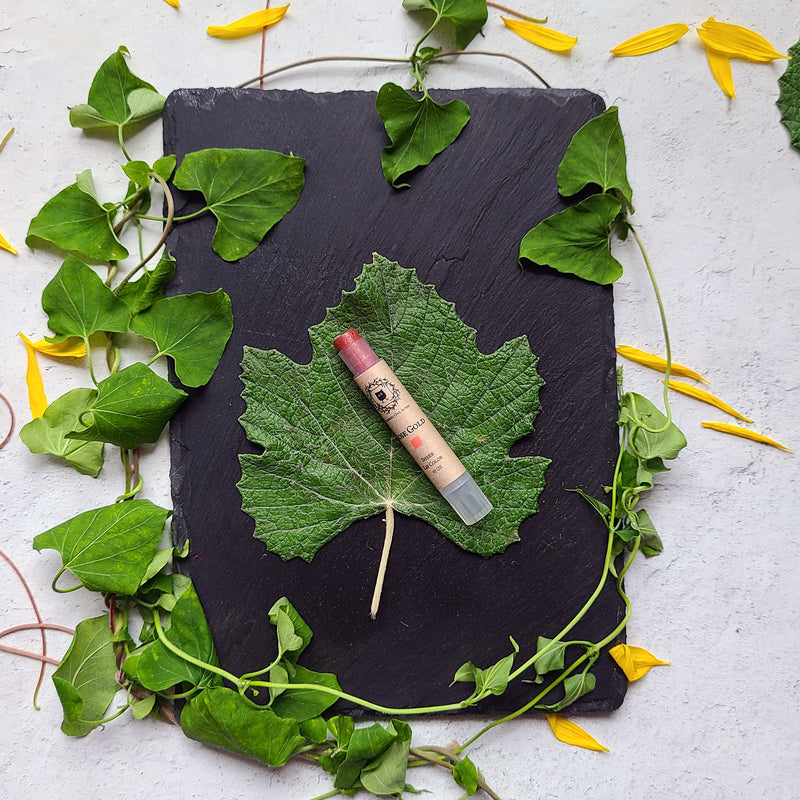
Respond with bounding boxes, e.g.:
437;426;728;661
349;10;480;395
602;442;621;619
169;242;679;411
1;2;798;799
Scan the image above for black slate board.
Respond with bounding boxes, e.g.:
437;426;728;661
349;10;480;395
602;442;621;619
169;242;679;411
163;86;626;715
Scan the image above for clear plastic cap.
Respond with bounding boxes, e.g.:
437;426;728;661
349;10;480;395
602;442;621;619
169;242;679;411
439;470;493;526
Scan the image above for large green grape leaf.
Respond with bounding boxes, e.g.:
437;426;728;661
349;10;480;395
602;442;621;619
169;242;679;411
778;39;800;152
238;254;549;562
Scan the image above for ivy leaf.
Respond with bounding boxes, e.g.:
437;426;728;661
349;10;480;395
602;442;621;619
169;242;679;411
519;193;624;285
619;392;687;461
538;671;597;712
19;388;104;476
453;756;480;796
269;664;342;722
557;106;634;212
238;254;549;562
452;638;518;698
68;46;165;132
42;255;131;339
117;252;177;316
181;686;305;767
172;148;305;262
269;596;312;665
778;39;800;152
124;581;221;692
376;82;470;187
26;170;129;261
67;362;187;449
129;289;234;387
33;499;170;594
51;616;121;737
402;0;488;49
533;636;568;681
359;720;412;797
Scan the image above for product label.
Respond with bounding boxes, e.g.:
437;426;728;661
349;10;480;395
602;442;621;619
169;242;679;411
355;360;466;489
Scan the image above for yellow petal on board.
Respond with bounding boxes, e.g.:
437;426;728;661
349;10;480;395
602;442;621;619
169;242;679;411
18;333;47;419
705;46;736;97
162;0;180;7
207;4;290;39
697;18;787;63
611;23;690;57
609;643;670;682
701;422;792;452
546;714;608;752
0;230;16;254
615;345;709;383
667;380;750;421
502;17;578;53
31;337;88;359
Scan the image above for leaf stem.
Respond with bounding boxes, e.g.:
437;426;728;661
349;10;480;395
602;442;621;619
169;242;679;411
234;52;549;89
370;503;394;619
486;2;547;23
115;172;176;295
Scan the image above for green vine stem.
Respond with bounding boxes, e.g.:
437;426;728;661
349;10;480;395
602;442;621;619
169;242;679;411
234;51;550;90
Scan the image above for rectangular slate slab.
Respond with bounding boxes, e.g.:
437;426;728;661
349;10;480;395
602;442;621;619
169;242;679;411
163;86;626;715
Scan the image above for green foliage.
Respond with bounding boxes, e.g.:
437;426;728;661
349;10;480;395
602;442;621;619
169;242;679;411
180;687;306;767
33;500;170;593
402;0;487;50
376;83;471;187
239;254;549;562
42;255;131;340
129;290;234;387
117;253;177;316
519;106;632;284
519;194;624;285
26;170;129;261
52;616;121;736
172;148;305;261
452;638;518;700
68;46;165;134
19;388;104;476
777;38;800;152
66;362;187;449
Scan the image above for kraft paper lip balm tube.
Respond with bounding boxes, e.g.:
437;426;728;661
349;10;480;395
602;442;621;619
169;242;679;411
333;328;493;525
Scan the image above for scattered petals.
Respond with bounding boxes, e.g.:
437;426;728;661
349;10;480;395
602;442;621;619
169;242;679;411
18;333;47;419
667;380;751;421
706;47;736;97
611;23;689;57
0;230;16;254
609;643;670;682
616;345;708;383
701;421;792;451
30;337;88;359
207;4;290;39
502;17;578;53
546;714;608;752
1;129;15;254
697;18;787;63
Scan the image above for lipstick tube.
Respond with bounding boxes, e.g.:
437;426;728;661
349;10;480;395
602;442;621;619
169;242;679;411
333;328;493;525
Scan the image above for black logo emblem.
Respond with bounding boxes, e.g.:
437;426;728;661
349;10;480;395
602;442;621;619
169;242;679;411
364;377;401;414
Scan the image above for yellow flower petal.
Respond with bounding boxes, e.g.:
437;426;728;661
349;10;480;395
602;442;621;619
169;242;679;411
609;643;669;682
705;47;736;97
207;4;290;39
502;17;578;53
0;230;16;254
163;0;180;7
546;714;608;752
611;23;690;57
697;18;787;63
615;345;709;383
667;380;750;421
31;337;88;359
1;130;15;254
18;333;47;419
701;422;792;451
